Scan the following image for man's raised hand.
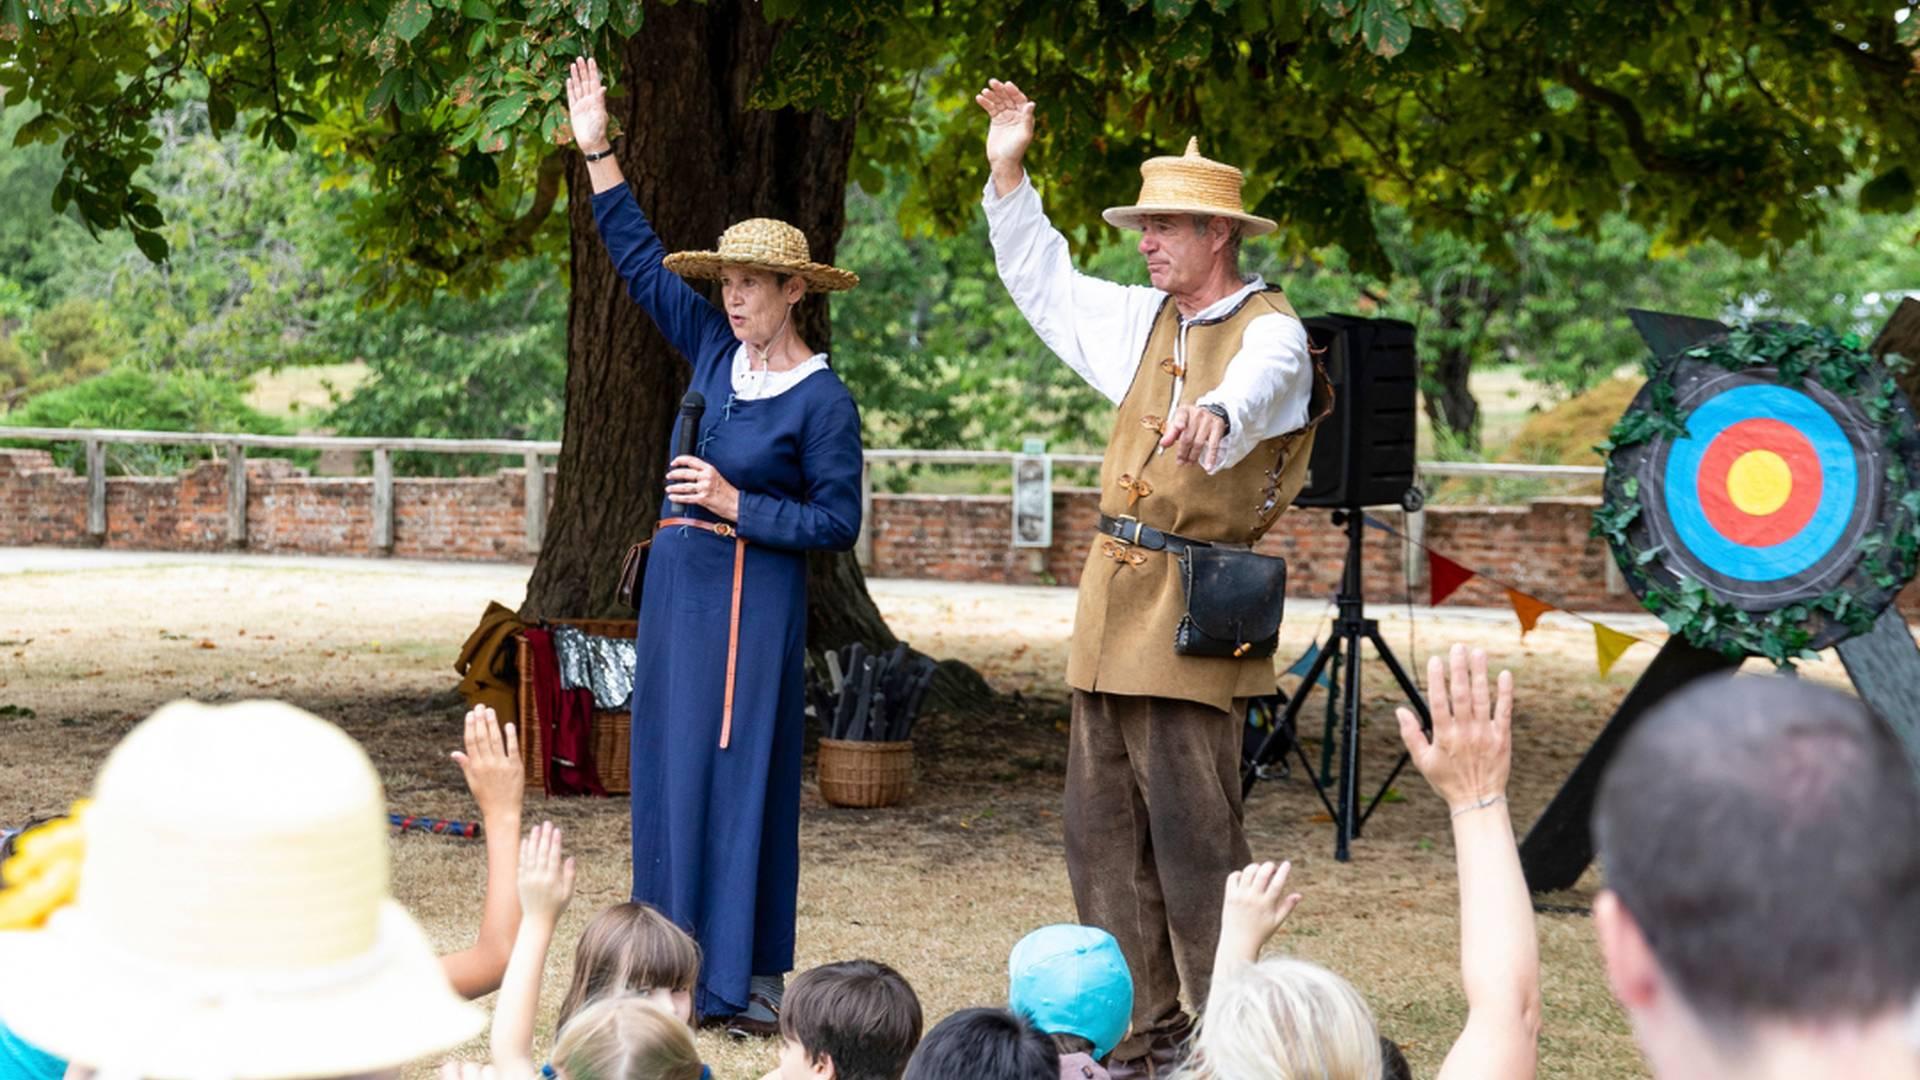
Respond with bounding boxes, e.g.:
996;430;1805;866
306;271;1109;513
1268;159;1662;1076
976;78;1035;197
565;56;610;154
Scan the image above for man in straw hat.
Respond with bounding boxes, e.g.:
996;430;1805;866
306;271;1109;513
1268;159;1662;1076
0;700;484;1078
977;79;1329;1077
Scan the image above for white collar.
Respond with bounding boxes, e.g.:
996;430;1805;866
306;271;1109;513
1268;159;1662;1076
730;347;829;401
1178;275;1267;324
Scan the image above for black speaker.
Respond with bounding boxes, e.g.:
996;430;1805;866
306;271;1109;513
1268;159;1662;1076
1293;313;1419;509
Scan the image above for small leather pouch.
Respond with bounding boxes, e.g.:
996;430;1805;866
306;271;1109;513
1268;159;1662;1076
1174;545;1287;659
616;539;651;610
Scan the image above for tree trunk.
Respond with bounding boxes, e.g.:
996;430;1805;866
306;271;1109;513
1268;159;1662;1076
520;0;893;665
1422;342;1479;450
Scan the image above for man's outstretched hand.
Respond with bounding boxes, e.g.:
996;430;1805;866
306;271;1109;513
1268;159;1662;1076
976;78;1035;198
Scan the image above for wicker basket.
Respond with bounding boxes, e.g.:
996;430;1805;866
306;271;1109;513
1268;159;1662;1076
816;738;914;808
515;618;636;797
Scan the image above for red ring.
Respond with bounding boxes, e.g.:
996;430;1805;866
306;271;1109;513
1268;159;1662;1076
1695;418;1822;547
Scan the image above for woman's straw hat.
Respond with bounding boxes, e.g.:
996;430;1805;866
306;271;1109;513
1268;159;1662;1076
0;700;483;1078
1102;137;1278;237
663;218;859;292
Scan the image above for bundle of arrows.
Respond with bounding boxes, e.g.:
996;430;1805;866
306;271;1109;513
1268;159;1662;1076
808;642;936;743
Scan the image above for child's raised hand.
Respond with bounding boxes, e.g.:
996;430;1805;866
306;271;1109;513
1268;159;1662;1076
516;821;575;924
451;704;523;823
1216;860;1303;968
440;1062;503;1080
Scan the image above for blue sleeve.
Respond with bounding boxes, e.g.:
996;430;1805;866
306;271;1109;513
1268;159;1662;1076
737;387;864;552
590;182;734;368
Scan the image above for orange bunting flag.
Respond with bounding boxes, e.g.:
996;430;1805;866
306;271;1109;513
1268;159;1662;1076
1507;589;1555;638
1428;551;1475;606
1593;623;1640;678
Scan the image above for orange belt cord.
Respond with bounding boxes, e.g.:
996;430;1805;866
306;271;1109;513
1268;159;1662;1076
656;516;745;749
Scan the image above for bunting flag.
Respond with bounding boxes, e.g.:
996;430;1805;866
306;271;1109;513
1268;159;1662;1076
1507;589;1555;638
1428;551;1475;606
1593;623;1641;678
1283;640;1333;689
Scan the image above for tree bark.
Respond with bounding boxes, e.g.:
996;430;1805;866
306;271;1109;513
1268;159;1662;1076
1422;342;1480;450
520;0;894;665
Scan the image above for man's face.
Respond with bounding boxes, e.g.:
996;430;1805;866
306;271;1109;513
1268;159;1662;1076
1137;214;1220;293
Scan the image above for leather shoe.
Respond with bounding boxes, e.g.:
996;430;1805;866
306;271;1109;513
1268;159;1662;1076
1106;1016;1193;1080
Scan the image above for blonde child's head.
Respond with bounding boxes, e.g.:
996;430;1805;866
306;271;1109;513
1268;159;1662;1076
558;902;702;1028
552;996;704;1080
1177;958;1382;1080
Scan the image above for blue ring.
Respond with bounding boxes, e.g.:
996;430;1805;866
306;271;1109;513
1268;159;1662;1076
1662;384;1857;581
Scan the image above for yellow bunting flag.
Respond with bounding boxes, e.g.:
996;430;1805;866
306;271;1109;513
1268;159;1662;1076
1593;623;1640;678
1507;589;1555;638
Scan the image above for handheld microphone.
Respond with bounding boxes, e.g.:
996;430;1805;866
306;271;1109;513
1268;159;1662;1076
667;390;706;514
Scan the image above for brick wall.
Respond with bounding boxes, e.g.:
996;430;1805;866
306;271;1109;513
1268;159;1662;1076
4;448;1916;618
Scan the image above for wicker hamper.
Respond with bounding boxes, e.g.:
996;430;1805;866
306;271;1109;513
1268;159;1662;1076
815;738;914;808
515;618;635;796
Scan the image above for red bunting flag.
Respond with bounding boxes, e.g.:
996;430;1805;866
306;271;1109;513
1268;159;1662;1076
1507;589;1555;638
1428;551;1475;606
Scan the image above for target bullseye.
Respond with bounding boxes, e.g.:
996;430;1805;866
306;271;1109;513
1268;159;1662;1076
1692;416;1824;548
1726;450;1790;516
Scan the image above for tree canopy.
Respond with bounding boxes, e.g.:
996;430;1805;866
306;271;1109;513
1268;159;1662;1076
10;1;1920;296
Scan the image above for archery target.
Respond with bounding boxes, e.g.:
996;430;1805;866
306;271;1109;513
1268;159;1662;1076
1605;340;1920;655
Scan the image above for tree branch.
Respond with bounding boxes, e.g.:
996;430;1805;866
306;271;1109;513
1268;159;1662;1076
1557;65;1681;174
501;150;567;250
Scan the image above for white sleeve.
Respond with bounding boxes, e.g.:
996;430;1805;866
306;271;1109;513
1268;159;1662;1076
1195;311;1313;474
982;174;1164;405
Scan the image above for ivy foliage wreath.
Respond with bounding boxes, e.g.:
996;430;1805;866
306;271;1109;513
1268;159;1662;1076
1593;322;1920;666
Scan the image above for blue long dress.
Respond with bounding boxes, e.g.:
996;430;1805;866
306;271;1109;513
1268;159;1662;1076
591;183;864;1019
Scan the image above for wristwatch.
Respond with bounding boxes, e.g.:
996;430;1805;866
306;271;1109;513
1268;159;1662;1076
1200;402;1231;434
583;142;617;163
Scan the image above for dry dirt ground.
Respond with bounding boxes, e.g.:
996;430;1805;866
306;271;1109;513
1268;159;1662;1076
0;551;1869;1079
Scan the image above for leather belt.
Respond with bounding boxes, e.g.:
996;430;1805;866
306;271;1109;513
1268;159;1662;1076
1097;514;1212;557
656;516;745;750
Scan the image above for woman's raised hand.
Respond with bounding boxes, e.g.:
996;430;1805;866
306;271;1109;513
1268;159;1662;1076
975;78;1035;196
565;56;611;154
1397;644;1514;814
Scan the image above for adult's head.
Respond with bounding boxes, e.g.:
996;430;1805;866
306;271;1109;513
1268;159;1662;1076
1592;674;1920;1074
663;218;858;352
1102;138;1276;299
902;1008;1055;1080
1174;957;1382;1080
558;901;702;1029
776;958;923;1080
0;699;482;1078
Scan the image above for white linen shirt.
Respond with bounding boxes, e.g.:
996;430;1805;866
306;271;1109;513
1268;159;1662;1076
983;173;1312;473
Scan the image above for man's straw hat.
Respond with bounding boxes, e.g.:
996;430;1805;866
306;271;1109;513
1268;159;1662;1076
0;700;483;1078
1102;137;1278;237
663;218;859;292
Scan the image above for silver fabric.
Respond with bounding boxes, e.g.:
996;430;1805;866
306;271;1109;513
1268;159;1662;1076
551;624;636;710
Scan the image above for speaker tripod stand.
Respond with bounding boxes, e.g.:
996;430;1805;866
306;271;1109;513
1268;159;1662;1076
1242;508;1432;861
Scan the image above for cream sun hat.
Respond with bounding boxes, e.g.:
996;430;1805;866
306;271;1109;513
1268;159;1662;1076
0;700;483;1079
1102;136;1278;237
662;217;859;292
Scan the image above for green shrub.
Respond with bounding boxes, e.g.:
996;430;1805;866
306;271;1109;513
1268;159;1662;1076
0;366;305;475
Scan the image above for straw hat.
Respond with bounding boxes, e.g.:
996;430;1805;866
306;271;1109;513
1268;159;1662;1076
1102;136;1278;237
662;218;858;292
0;700;483;1079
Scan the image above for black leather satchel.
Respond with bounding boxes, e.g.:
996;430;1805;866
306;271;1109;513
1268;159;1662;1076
1174;545;1287;659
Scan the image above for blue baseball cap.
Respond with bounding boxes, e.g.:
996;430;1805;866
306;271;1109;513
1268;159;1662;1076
1008;924;1133;1060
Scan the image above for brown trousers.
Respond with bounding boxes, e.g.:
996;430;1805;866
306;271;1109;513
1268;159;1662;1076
1064;689;1251;1063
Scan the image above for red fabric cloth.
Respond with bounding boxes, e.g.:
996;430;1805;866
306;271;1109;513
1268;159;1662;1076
1428;551;1475;607
521;627;606;797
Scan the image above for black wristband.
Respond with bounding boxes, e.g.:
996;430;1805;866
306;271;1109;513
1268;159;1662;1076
583;143;617;163
1200;402;1231;434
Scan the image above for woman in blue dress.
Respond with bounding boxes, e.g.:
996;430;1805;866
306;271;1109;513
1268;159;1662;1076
565;57;865;1032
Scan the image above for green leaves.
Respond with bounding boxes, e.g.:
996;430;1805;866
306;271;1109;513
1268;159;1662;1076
1358;0;1412;57
385;0;434;43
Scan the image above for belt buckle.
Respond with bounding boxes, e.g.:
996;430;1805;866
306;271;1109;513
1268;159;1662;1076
1114;514;1145;546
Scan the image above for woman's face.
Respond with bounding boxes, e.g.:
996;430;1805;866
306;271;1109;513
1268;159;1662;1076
720;266;803;348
